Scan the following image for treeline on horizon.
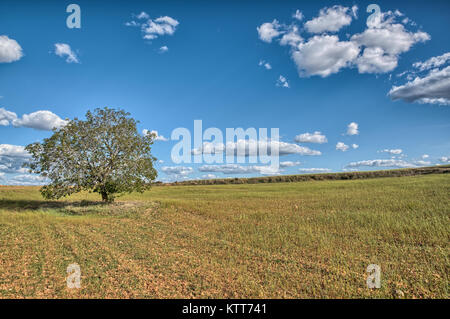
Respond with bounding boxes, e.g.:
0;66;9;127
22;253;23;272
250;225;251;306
157;165;450;186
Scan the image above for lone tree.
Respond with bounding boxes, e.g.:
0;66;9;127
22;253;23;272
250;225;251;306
25;107;157;202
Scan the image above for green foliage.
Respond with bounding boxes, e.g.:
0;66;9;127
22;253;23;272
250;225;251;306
25;107;157;202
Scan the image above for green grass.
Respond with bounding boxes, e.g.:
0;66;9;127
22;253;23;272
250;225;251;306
0;174;449;298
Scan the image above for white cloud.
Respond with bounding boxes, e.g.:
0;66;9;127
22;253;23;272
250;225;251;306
201;174;217;179
351;5;358;18
351;17;429;56
159;46;169;53
346;122;359;135
292;35;359;77
5;174;47;186
126;13;179;41
413;52;450;71
380;149;403;155
0;144;30;177
54;43;79;63
280;161;301;167
12;110;67;131
0;107;17;126
351;12;430;74
161;166;193;175
0;144;29;158
389;66;450;105
279;25;303;47
276;75;290;88
257;20;282;43
298;168;331;173
0;107;66;131
293;10;304;21
258;8;429;78
336;142;349;152
347;122;359;135
258;60;272;70
136;12;149;20
414;160;431;166
199;164;280;175
142;129;169;141
439;156;450;163
191;139;321;157
0;35;23;63
346;159;416;168
422;154;429;159
294;131;327;144
304;5;354;34
352;144;359;149
355;47;398;73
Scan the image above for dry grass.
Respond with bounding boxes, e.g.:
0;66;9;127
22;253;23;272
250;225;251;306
0;174;449;298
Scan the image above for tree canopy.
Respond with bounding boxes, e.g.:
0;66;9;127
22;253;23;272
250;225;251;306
25;107;157;202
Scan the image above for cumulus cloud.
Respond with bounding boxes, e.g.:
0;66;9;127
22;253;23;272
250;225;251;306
346;122;359;135
292;35;359;77
304;5;354;34
294;131;327;144
352;144;359;149
351;11;430;74
276;75;290;88
380;149;403;155
126;13;179;41
258;60;272;70
142;129;169;141
389;65;450;106
351;16;429;56
279;25;303;47
54;43;79;63
439;156;450;163
298;168;331;173
280;161;301;167
346;159;416;168
191;139;321;157
1;107;66;131
0;35;23;63
257;20;282;43
0;144;29;158
0;144;30;177
0;107;17;126
414;160;431;166
413;52;450;71
293;10;304;21
159;46;169;53
258;8;429;77
201;174;217;179
4;174;47;186
161;166;193;175
422;154;429;159
336;142;349;152
199;164;280;175
136;12;149;20
355;47;398;73
12;110;67;131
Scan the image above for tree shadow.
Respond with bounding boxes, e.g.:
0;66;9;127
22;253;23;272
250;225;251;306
0;199;107;215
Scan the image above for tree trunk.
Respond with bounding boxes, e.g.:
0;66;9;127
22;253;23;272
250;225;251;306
101;191;109;202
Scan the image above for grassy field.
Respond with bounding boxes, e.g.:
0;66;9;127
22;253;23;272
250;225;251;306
0;174;449;298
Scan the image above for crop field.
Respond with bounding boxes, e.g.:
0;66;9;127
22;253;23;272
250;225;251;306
0;173;449;298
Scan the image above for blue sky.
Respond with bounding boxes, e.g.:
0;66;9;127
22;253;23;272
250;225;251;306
0;0;449;184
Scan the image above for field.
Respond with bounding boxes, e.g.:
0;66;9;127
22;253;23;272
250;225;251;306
0;173;449;298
